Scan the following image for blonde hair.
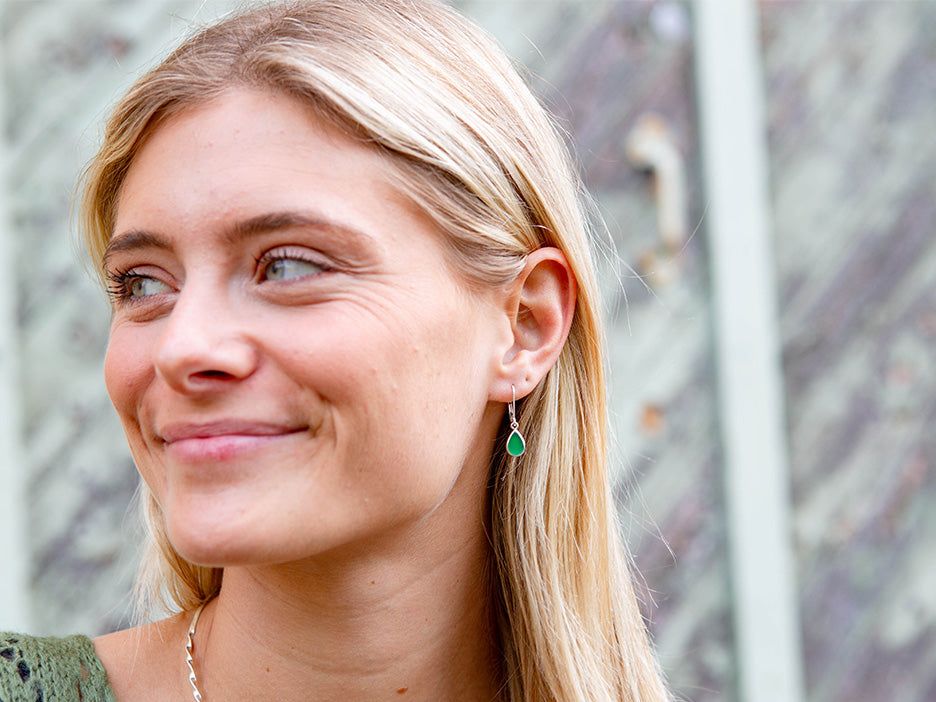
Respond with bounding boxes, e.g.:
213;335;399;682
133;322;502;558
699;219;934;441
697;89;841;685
80;2;669;699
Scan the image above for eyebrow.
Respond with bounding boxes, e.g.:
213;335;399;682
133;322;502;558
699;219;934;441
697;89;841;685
103;211;376;267
102;230;170;266
226;212;374;249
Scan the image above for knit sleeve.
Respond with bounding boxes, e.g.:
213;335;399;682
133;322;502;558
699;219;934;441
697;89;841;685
0;632;116;702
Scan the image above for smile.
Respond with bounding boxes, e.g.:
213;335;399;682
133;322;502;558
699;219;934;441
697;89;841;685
159;421;307;462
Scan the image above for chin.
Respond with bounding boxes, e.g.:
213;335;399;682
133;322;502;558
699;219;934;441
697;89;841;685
161;506;272;568
167;529;249;568
164;513;345;569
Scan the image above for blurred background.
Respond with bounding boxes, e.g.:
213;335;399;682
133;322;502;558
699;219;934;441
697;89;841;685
1;1;934;700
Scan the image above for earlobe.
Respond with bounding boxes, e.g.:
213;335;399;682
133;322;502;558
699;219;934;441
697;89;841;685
493;247;576;401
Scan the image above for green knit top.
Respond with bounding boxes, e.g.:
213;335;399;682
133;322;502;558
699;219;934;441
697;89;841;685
0;632;116;702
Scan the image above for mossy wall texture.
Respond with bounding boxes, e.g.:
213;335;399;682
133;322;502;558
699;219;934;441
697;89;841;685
2;2;934;700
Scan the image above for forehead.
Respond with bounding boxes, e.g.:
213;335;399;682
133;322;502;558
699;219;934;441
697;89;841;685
113;89;427;253
118;89;389;214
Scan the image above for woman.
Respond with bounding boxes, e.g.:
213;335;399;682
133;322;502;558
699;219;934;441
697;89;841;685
1;1;668;700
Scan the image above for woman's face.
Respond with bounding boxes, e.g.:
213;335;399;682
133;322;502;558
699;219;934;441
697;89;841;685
104;88;511;567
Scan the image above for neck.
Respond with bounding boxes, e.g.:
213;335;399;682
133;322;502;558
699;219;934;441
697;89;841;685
193;518;503;701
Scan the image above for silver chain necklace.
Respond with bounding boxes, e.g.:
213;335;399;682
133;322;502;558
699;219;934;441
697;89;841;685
185;603;207;701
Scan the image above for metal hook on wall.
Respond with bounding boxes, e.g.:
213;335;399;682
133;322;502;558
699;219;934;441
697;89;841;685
625;112;687;287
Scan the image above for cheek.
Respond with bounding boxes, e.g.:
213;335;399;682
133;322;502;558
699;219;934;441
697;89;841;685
104;326;154;420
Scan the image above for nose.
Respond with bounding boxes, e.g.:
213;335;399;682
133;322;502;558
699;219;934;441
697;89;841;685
154;284;259;394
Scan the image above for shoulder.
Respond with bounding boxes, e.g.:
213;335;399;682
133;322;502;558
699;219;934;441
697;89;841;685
0;630;115;701
93;612;190;702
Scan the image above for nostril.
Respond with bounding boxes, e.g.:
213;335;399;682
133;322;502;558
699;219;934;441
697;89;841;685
194;370;234;379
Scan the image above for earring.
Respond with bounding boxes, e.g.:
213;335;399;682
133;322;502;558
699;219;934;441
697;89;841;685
506;384;526;457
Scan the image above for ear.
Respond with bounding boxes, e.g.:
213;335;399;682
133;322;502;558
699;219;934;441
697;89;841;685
492;247;577;402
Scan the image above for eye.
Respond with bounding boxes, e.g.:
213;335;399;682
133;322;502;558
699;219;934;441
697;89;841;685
129;276;172;297
257;250;329;282
106;269;172;304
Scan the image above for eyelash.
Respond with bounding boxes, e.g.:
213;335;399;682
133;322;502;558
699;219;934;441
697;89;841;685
105;267;154;305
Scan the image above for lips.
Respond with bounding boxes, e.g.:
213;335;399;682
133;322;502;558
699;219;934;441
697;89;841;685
158;420;307;462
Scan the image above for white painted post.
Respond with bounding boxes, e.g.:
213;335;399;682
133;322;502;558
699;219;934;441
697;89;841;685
692;1;805;701
0;15;31;631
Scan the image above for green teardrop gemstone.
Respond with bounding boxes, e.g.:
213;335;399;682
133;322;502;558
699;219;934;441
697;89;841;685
507;429;525;457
